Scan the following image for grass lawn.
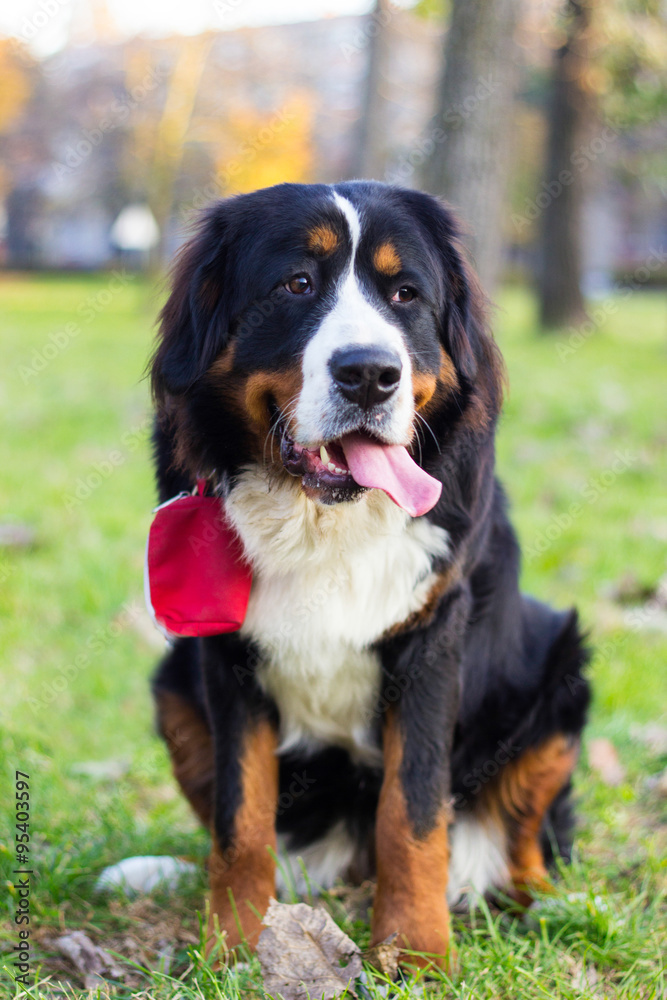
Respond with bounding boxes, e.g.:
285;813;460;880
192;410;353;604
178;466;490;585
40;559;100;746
1;273;666;999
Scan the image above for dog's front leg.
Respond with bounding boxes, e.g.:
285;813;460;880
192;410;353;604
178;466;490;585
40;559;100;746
372;592;466;969
202;636;278;955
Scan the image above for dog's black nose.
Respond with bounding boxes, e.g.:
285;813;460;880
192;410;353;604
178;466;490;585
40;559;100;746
329;346;402;409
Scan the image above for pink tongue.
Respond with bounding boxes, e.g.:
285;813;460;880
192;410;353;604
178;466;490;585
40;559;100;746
341;433;442;517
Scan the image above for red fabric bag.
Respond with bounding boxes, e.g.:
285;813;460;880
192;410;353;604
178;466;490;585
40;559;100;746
144;481;253;640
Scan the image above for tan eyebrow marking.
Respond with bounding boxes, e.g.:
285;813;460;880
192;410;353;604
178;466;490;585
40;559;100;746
306;224;340;256
373;241;402;276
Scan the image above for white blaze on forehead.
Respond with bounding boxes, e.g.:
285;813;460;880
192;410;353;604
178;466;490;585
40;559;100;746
332;191;361;251
295;191;414;446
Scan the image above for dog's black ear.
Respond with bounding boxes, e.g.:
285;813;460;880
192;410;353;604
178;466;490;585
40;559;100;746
396;189;486;383
151;202;239;400
439;235;479;383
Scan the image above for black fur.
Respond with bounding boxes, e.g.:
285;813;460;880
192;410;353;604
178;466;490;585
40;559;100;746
150;181;590;913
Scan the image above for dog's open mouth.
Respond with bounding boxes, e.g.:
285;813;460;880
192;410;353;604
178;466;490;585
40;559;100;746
280;427;363;505
277;415;442;516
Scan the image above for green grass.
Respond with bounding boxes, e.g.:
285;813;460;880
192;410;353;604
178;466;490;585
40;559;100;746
1;274;666;998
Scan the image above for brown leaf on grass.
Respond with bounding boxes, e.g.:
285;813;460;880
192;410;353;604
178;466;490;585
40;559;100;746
607;571;657;605
363;933;399;980
257;898;362;1000
38;896;201;991
588;738;626;786
55;930;124;989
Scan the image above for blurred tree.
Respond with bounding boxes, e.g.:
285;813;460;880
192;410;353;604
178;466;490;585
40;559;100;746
350;0;393;180
537;0;591;330
218;95;315;194
537;0;667;328
421;0;523;294
0;42;32;134
150;35;213;257
120;43;164;201
0;41;33;204
0;43;48;266
593;0;667;129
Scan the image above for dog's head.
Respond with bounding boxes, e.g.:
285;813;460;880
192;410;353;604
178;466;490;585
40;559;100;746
152;181;502;511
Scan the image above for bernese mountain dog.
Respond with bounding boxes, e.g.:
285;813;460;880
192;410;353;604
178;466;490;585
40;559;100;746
149;181;590;968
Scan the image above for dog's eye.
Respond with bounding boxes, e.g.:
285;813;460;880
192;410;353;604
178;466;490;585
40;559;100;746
285;275;312;295
392;286;416;303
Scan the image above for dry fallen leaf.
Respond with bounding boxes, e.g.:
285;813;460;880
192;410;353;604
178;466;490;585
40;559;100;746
363;933;399;980
257;898;362;1000
588;738;626;786
607;572;656;605
55;930;124;989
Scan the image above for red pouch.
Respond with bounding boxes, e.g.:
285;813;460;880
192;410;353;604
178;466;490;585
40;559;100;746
144;480;253;640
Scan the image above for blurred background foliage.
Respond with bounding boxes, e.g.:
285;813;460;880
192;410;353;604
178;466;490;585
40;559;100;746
0;0;664;329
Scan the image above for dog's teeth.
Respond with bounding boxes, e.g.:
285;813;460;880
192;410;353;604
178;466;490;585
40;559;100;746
328;462;336;472
335;467;345;474
320;445;330;464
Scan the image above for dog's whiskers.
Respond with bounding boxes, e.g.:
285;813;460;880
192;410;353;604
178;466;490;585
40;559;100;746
263;412;283;466
415;412;441;454
413;420;424;465
263;395;300;466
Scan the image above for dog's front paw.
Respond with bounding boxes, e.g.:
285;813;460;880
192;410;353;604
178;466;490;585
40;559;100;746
371;898;454;972
206;844;274;959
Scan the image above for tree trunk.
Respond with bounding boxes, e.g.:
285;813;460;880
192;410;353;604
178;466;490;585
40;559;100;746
421;0;522;295
149;34;212;263
349;0;394;180
537;0;591;330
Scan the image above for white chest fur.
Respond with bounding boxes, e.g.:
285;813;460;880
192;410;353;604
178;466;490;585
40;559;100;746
225;469;449;761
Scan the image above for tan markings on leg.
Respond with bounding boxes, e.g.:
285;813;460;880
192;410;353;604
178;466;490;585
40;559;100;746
373;242;402;276
307;224;340;256
372;711;452;970
490;734;580;905
155;690;214;828
208;718;278;955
